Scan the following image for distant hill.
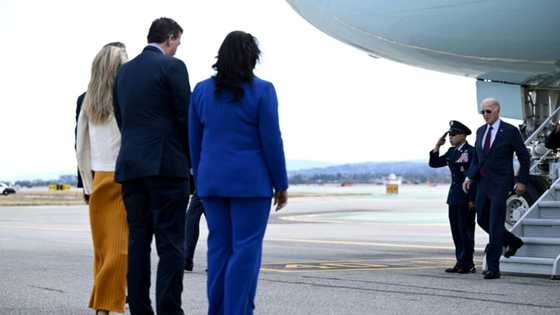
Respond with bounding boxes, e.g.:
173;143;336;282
290;160;444;175
286;160;333;171
288;160;449;184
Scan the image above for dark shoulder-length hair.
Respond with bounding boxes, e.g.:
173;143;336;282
212;31;261;101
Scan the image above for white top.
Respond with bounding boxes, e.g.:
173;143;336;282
482;119;501;147
88;118;121;171
76;101;121;194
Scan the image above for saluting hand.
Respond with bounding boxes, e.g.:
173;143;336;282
274;190;288;212
432;132;448;152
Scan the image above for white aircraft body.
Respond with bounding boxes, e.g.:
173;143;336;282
286;0;560;88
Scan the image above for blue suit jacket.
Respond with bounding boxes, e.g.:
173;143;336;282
466;120;530;187
429;143;477;205
114;46;191;182
189;77;288;198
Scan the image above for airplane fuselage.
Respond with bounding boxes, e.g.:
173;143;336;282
287;0;560;88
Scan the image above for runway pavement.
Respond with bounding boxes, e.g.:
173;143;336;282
1;194;559;314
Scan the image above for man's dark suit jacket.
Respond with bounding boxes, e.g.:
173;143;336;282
74;92;86;188
429;143;477;205
466;120;530;188
114;46;191;183
545;128;560;149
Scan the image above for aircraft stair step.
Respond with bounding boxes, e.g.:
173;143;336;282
523;219;560;225
500;256;556;276
538;201;560;208
522;219;560;237
501;256;554;265
515;237;560;258
521;237;560;244
536;202;560;219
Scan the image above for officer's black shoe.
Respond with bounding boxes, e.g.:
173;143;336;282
445;266;460;273
504;239;524;258
457;266;476;274
483;271;501;279
184;259;194;272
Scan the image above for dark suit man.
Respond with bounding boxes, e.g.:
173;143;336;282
545;124;560;149
114;18;190;315
464;98;530;279
184;190;204;271
74;92;86;190
429;120;477;273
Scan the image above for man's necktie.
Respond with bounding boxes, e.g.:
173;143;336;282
483;126;493;153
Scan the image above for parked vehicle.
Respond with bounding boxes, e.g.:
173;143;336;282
0;183;16;195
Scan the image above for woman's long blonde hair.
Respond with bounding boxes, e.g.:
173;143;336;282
83;44;128;124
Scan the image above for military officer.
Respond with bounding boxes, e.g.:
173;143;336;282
429;120;477;273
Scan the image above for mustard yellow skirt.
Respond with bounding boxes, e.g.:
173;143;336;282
88;171;128;313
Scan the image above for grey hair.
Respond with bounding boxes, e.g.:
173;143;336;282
481;97;501;110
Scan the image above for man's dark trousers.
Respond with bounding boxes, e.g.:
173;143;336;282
185;192;204;265
122;176;189;315
475;176;522;272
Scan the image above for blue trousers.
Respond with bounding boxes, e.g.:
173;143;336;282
202;197;271;315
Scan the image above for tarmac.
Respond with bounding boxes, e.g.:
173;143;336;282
1;191;559;314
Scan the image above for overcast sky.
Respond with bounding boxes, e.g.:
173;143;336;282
0;0;487;180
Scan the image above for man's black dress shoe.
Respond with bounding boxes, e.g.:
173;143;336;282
457;266;476;274
184;260;194;272
483;271;501;279
445;266;460;273
504;239;524;258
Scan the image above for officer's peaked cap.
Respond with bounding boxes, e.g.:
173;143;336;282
448;120;471;135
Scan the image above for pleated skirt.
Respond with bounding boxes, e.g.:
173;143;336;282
88;171;128;313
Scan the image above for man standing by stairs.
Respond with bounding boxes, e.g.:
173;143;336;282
463;98;530;279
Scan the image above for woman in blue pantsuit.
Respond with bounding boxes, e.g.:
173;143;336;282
189;31;289;315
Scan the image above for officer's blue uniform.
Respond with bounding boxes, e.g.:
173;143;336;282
429;122;477;271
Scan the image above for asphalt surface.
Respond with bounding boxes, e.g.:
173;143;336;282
1;195;559;314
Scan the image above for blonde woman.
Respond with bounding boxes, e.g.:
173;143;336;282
76;42;128;315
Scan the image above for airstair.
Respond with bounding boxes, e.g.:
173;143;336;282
500;173;560;279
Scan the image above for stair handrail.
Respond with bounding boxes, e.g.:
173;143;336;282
524;105;560;145
529;148;553;173
553;252;560;278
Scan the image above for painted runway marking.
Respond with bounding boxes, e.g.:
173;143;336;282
261;257;462;273
268;238;488;251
